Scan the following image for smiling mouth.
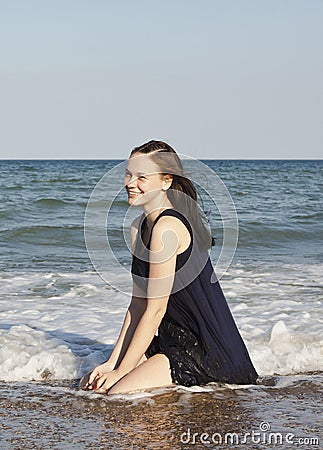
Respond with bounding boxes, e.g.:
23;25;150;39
127;191;142;197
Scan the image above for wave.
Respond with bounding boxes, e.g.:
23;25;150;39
1;320;322;383
109;200;130;208
289;212;323;222
0;210;12;219
237;222;323;244
1;184;24;191
0;264;322;382
6;224;84;240
33;198;71;206
249;320;323;377
0;324;79;382
19;164;39;171
30;178;83;183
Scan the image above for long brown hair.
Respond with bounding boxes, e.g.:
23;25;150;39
130;140;214;250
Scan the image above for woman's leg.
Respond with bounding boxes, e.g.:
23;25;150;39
108;354;173;395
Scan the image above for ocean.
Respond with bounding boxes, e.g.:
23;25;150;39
0;159;322;449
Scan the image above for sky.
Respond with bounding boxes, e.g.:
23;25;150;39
0;0;322;159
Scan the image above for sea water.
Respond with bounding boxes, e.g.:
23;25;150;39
1;159;322;383
1;159;322;448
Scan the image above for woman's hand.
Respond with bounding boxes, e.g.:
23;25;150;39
91;368;124;394
79;361;115;391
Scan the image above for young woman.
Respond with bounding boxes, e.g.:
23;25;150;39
80;140;258;394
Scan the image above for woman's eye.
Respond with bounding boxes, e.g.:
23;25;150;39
138;175;146;180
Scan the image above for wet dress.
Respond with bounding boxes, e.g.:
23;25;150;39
131;208;258;387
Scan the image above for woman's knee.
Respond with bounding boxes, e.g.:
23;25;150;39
107;354;172;395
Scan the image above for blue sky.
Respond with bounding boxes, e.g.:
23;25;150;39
0;0;322;159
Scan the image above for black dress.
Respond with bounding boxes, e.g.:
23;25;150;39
131;208;258;387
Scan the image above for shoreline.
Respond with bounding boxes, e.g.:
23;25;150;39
1;377;322;449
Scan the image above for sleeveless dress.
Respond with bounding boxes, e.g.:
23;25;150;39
131;208;258;387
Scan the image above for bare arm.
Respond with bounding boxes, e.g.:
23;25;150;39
79;217;145;388
110;216;146;367
79;295;146;389
108;296;147;368
114;221;179;377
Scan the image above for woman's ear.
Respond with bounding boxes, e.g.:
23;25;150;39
162;174;173;191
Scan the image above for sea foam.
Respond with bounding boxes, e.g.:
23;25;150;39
0;324;78;381
249;320;323;376
0;263;322;383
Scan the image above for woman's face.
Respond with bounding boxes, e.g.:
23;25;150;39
124;153;171;207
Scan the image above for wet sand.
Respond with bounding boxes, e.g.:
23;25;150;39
0;376;322;449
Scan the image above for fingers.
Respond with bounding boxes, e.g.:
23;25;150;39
80;368;107;391
94;374;112;393
88;369;99;387
95;374;109;391
80;369;100;390
79;372;90;389
80;367;116;393
79;370;96;390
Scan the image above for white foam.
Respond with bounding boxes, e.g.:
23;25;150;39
0;324;78;381
0;262;322;382
249;320;323;376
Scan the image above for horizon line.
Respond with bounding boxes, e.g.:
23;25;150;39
1;158;322;161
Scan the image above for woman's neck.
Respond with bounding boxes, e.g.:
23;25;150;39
143;198;173;224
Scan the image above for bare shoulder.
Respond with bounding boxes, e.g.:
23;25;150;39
153;215;187;232
151;215;191;253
